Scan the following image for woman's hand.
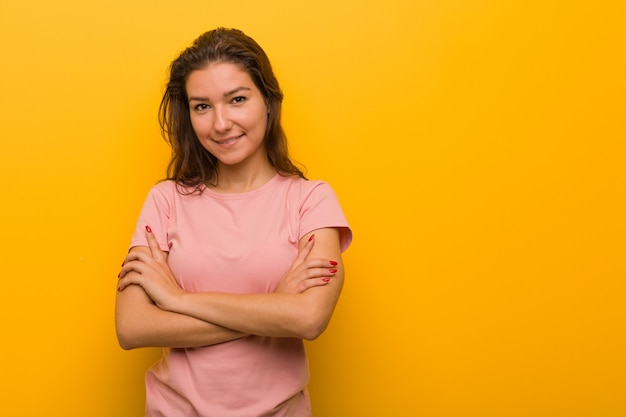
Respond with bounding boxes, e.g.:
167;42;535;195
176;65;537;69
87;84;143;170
118;226;185;311
275;234;339;294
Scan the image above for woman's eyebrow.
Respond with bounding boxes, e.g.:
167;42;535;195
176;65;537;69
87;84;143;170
223;86;251;97
188;87;252;103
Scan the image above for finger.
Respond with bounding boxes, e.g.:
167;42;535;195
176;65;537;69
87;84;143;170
300;258;339;271
145;225;166;262
118;260;148;279
299;276;332;292
123;250;149;264
288;264;335;283
118;275;141;292
303;267;338;280
119;249;153;278
295;233;316;264
117;272;141;291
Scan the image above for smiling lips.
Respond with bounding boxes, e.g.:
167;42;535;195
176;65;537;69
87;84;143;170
212;133;244;145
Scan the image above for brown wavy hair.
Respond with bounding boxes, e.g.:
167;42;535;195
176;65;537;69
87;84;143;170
158;28;306;192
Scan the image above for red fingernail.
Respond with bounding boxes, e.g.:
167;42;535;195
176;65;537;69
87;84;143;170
328;269;337;274
117;286;121;291
329;260;338;266
146;225;152;233
322;278;330;283
308;234;315;242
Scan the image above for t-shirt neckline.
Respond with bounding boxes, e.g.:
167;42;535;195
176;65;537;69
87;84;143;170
200;173;283;200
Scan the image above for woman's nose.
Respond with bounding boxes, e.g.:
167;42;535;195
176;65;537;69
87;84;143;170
213;106;232;132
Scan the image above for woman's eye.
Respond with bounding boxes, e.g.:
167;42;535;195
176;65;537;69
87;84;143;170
194;103;210;111
232;96;246;104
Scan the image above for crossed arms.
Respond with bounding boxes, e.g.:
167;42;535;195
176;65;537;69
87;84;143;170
115;227;344;349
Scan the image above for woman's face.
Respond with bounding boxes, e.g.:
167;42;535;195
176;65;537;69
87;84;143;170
186;62;268;168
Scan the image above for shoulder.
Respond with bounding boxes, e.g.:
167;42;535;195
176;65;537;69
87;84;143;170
140;180;173;204
279;176;352;251
147;180;200;199
150;179;177;193
140;180;203;214
276;175;344;213
299;178;340;204
274;174;335;197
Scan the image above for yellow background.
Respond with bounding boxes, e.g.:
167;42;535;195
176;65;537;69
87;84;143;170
1;1;624;416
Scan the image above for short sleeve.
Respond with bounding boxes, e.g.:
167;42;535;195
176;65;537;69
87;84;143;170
129;182;173;252
299;181;352;252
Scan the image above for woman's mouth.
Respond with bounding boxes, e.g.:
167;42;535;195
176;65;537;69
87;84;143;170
212;134;244;145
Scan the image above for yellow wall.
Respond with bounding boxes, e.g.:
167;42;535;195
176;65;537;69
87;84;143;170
1;1;624;415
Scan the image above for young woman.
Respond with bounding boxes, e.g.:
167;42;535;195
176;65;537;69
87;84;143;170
115;28;352;416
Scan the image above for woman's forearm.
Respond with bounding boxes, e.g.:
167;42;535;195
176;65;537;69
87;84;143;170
173;272;343;341
115;283;246;350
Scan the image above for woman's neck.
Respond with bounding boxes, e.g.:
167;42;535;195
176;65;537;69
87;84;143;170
209;163;277;194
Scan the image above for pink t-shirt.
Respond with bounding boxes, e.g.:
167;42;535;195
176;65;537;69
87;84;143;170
129;174;352;417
